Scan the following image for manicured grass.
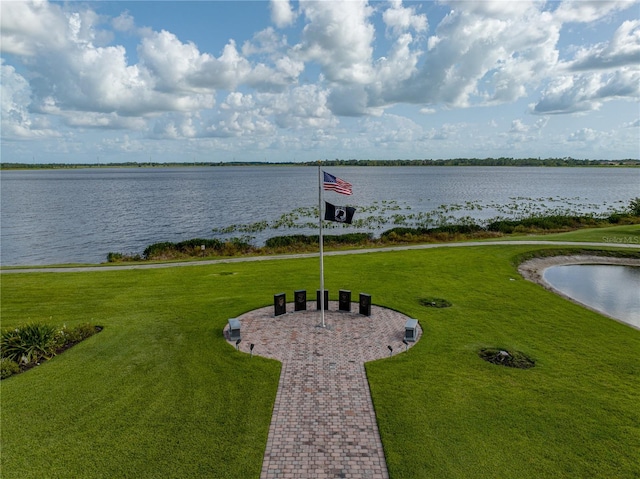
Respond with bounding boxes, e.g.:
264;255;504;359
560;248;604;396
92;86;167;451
1;267;283;478
506;223;640;244
365;245;640;479
1;241;639;478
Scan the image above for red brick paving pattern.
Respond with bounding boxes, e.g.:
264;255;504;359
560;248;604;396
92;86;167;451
225;301;422;479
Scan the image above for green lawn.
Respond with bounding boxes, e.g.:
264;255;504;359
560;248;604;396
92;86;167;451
501;223;640;244
1;239;639;478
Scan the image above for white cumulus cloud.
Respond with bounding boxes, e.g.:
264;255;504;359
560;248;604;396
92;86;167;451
1;0;638;161
1;60;59;139
270;0;297;28
295;0;375;84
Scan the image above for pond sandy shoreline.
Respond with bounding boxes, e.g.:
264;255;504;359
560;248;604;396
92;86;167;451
518;255;640;329
518;254;640;284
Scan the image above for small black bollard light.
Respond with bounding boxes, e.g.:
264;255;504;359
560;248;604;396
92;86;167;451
236;338;241;351
250;343;255;358
387;345;393;357
402;339;409;352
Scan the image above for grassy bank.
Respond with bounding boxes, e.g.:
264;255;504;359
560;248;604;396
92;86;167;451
515;223;640;244
1;236;639;477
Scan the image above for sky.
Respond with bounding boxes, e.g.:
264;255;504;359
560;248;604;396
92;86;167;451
1;0;639;164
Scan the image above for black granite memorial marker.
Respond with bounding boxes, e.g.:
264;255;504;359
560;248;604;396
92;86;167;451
339;289;351;312
359;293;371;316
274;293;286;316
295;290;307;311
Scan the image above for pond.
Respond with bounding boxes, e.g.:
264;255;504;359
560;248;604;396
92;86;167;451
543;265;640;329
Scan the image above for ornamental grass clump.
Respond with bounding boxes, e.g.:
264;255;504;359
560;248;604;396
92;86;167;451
1;322;100;379
1;323;59;364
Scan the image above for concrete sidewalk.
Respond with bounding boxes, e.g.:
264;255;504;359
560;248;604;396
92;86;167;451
226;302;422;479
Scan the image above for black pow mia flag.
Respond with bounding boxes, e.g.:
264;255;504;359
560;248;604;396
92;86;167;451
324;201;355;224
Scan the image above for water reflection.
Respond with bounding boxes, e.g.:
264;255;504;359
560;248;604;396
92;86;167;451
543;265;640;328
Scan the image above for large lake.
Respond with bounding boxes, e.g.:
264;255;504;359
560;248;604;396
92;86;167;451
1;166;639;266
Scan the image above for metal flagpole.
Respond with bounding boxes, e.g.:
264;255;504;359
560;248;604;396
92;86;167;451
318;163;326;328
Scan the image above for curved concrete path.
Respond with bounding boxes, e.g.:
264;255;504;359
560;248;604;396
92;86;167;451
225;302;421;479
2;241;637;273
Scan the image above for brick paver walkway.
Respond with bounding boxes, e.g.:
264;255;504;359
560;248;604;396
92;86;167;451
225;301;422;479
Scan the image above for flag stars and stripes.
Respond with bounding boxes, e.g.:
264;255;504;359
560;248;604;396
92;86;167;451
323;171;353;196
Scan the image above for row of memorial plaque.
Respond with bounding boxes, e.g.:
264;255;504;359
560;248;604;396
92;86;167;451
274;290;371;317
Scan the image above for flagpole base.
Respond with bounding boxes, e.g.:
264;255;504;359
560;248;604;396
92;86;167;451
315;323;334;330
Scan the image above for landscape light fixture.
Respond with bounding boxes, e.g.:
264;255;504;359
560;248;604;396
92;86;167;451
236;338;241;351
227;318;241;341
387;345;393;357
404;318;418;342
250;343;255;358
402;339;409;352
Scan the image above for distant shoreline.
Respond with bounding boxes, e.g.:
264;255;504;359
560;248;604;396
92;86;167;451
2;158;639;170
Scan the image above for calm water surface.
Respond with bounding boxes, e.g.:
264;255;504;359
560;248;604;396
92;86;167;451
543;265;640;328
2;166;639;266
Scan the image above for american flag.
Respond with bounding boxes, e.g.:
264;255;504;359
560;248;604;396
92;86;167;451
323;171;352;195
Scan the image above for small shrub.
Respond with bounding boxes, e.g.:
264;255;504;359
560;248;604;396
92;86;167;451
419;297;452;308
107;252;142;262
324;233;373;245
486;219;516;234
143;241;176;259
265;233;373;249
58;323;98;344
607;213;624;224
381;227;429;240
478;348;535;369
0;357;20;379
221;237;254;255
175;238;224;252
430;223;482;235
143;238;236;259
265;234;317;248
107;252;123;262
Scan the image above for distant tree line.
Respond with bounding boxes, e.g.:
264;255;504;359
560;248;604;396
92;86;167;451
2;158;639;170
306;158;640;167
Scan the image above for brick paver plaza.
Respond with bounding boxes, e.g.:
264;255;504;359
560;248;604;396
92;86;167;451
225;301;422;479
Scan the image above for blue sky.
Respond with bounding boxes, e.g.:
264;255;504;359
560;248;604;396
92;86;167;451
1;0;639;163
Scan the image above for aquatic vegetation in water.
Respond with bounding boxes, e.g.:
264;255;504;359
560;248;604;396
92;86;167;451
211;196;638;245
108;197;639;261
